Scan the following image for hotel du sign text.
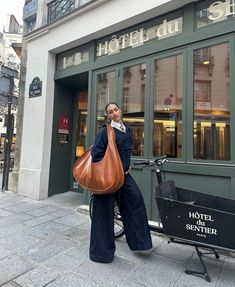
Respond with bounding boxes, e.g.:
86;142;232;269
96;0;235;57
207;0;235;21
96;17;182;57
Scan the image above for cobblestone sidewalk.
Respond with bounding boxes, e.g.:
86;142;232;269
0;191;234;286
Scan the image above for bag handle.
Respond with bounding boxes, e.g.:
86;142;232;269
107;125;115;144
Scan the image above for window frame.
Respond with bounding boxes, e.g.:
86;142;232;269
91;35;235;165
187;35;235;164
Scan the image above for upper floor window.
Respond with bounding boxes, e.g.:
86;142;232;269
48;0;76;22
47;0;93;22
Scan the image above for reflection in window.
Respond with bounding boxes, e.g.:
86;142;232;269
153;54;183;158
122;64;146;156
75;91;88;158
96;71;116;132
193;43;231;160
194;81;211;103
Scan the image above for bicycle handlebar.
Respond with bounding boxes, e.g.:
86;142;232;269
133;155;168;167
133;160;151;166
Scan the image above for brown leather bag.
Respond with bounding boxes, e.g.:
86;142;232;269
73;125;124;194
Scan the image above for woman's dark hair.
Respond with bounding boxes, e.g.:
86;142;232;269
105;102;119;114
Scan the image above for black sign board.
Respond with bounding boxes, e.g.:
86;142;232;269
155;181;235;251
29;77;42;98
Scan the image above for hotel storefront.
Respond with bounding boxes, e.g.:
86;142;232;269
47;0;235;219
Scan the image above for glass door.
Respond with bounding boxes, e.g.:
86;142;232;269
74;91;88;159
122;63;146;156
153;53;183;158
192;42;231;161
95;70;117;132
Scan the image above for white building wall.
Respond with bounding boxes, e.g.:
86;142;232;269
18;0;196;199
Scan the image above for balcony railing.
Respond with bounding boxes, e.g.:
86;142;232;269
47;0;94;23
194;55;214;66
48;0;76;22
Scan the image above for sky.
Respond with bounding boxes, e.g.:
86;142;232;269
0;0;25;32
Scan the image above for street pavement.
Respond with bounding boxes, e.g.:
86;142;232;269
0;190;234;287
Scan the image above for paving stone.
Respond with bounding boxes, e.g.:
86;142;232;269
153;238;195;263
116;234;164;264
216;258;235;287
0;213;34;228
62;226;90;243
23;214;59;226
64;242;89;261
44;249;89;272
0;235;44;261
0;200;23;209
76;220;91;232
37;205;61;212
120;281;146;287
0;223;30;239
173;251;224;286
76;256;137;287
0;254;35;285
0;246;16;260
45;272;102;287
52;213;88;227
49;208;74;218
42;191;83;210
13;265;62;287
24;208;52;217
1;282;21;287
0;209;14;217
3;202;44;214
126;254;185;287
22;237;76;262
29;221;71;239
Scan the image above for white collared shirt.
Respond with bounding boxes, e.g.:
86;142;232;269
111;120;126;133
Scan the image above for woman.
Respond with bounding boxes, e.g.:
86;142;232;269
90;102;152;263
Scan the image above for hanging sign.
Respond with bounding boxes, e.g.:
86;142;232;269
58;115;69;134
29;77;42;98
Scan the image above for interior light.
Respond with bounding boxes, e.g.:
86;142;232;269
203;61;210;65
201;122;211;127
76;145;85;157
216;123;226;128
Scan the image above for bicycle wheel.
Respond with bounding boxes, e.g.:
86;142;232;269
89;195;125;239
113;204;125;238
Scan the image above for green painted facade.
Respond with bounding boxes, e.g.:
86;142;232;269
49;1;235;220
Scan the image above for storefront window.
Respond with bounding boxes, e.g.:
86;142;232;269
193;42;231;160
75;91;88;158
96;71;116;131
122;63;146;156
153;54;183;158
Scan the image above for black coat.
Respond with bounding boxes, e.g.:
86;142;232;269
91;124;132;172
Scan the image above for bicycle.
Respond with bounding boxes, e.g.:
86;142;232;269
89;155;225;282
89;155;168;238
89;193;125;238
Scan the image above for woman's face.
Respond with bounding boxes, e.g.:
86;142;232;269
106;104;122;123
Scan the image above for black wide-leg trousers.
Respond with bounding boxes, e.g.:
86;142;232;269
90;173;152;263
